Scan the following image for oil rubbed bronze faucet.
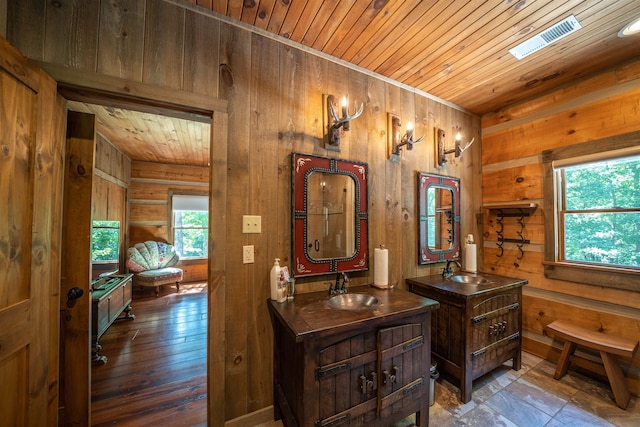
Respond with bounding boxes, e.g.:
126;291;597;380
442;260;462;278
328;272;350;294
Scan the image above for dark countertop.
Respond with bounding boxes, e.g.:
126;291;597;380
406;272;528;298
268;284;440;343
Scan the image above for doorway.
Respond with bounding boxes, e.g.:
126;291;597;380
59;88;226;425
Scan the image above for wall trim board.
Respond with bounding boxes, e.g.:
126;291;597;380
523;287;640;320
482;154;541;172
37;61;227;118
130;177;209;187
129;221;168;227
94;168;128;189
162;0;475;117
129;199;166;205
483;77;640;136
224;406;274;427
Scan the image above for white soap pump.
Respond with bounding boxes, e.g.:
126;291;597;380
270;258;281;301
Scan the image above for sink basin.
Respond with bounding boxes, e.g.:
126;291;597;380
327;293;379;311
448;274;493;285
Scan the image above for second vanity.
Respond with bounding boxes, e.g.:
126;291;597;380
406;273;527;403
268;285;439;427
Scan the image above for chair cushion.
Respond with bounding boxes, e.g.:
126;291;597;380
126;241;180;273
134;267;184;285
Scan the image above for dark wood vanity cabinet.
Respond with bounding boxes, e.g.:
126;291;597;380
268;286;439;427
406;274;527;403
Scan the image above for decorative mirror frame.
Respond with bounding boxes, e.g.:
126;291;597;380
292;153;369;277
417;172;461;264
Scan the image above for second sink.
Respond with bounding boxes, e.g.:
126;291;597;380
448;274;493;285
327;293;379;311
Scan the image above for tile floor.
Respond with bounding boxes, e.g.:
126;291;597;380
260;352;639;427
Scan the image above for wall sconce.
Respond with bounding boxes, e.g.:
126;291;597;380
323;94;364;150
435;127;475;166
387;113;425;162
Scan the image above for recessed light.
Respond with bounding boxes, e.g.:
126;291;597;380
618;17;640;37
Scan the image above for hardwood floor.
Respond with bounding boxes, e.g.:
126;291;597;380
91;282;208;426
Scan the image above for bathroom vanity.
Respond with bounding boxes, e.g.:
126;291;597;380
268;285;439;427
406;273;527;403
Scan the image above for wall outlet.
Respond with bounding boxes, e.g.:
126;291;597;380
242;215;262;233
242;245;254;264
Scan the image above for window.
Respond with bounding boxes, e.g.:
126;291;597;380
543;132;640;290
556;155;639;267
91;220;121;262
172;194;209;259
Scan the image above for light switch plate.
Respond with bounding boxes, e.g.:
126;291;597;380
242;215;262;233
243;245;254;264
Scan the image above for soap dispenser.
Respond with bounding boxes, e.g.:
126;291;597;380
270;258;281;301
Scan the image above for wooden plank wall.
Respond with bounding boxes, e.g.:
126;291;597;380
481;59;640;396
6;0;480;421
93;133;129;276
129;160;209;283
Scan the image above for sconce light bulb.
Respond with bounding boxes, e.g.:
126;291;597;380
455;132;462;141
341;96;347;107
406;122;414;131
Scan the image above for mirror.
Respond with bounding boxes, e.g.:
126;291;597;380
292;153;368;277
418;173;461;264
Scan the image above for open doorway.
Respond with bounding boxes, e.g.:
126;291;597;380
62;98;213;425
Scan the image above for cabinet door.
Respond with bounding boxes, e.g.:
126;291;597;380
378;324;426;420
470;292;520;352
317;331;378;426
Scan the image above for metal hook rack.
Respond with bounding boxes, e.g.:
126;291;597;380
485;203;537;260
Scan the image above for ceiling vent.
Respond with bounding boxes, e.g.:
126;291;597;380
509;15;582;60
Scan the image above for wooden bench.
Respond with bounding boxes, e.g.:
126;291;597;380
546;320;639;409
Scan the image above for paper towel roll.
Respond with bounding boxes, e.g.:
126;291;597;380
373;247;389;289
464;243;477;273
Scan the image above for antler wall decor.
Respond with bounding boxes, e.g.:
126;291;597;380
435;127;475;166
323;94;364;149
387;113;425;162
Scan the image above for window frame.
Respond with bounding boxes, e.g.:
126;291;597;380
170;192;209;260
542;130;640;291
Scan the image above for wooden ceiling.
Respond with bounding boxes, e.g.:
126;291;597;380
71;0;640;167
201;0;640;114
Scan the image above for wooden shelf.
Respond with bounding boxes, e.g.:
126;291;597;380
483;202;538;210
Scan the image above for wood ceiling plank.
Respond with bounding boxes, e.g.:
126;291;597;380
211;0;227;15
298;0;345;46
362;0;485;73
277;0;312;40
404;0;584;91
266;0;293;34
240;0;259;25
308;0;358;50
355;0;447;71
434;0;640;107
252;0;277;30
324;0;387;57
285;0;326;43
339;0;417;63
227;0;244;21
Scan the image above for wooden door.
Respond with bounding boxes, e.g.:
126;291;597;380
0;37;66;425
59;111;96;426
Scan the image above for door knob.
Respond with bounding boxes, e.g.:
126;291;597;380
67;287;84;300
